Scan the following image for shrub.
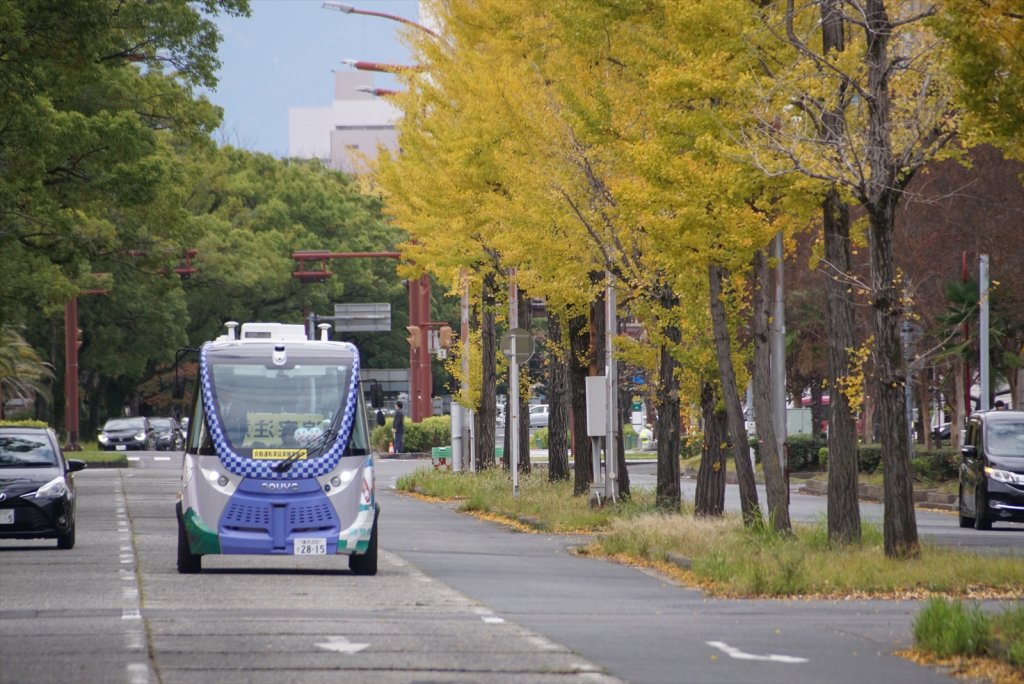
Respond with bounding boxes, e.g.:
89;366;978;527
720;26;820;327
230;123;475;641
911;448;959;482
0;419;49;428
370;415;451;453
750;433;824;471
532;428;549;448
403;416;450;453
857;444;883;474
787;434;825;471
818;446;829;470
370;424;392;452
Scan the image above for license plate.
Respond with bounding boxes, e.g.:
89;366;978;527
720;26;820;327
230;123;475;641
0;510;13;525
294;537;327;555
116;445;127;451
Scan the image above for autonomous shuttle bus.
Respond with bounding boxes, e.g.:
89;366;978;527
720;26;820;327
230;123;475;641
176;321;378;574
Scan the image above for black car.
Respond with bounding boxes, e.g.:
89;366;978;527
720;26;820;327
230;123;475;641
98;416;154;451
958;409;1024;529
0;425;86;549
150;417;184;451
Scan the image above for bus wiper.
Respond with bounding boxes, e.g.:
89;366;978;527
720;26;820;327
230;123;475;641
272;412;343;473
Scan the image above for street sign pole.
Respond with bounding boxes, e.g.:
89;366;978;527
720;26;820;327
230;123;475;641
509;273;519;496
500;325;535;498
510;333;519;497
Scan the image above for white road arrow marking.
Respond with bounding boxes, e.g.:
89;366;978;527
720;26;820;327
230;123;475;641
316;636;370;655
706;641;808;664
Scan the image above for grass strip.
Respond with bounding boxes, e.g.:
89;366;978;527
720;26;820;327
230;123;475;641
397;466;1024;599
913;598;1024;679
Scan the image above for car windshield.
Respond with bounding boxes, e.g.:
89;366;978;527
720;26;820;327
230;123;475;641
0;433;58;467
150;419;173;431
987;419;1024;458
104;418;145;431
208;355;358;453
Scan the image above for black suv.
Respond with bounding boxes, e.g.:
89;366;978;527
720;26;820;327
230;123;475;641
150;417;184;451
98;416;154;451
958;409;1024;529
0;425;86;549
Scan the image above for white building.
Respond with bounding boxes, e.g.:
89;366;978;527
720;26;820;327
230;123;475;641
288;71;400;174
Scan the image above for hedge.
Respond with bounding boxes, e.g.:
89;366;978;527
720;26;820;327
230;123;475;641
371;416;451;454
0;419;49;428
819;443;960;481
750;433;826;472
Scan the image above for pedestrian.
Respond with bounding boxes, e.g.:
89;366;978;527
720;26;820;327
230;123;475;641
393;401;405;454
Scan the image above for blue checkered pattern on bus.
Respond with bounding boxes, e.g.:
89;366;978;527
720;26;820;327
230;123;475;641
199;341;360;480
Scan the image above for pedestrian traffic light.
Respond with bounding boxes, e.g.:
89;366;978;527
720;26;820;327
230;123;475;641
406;325;420;349
439;325;453;349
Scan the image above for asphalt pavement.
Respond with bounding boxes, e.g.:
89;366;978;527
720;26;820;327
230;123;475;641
1;452;1019;684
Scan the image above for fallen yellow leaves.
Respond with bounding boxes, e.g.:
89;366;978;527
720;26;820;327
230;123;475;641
896;649;1024;684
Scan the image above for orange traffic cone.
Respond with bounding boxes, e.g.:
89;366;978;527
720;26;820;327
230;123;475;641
389;442;394;454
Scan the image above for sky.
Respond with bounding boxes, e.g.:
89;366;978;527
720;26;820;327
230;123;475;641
206;0;420;157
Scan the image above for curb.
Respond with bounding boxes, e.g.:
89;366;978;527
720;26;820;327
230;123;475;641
377;452;430;461
798;478;958;510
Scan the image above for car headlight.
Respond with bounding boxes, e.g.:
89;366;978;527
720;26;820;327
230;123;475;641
984;466;1024;485
24;476;68;499
98;434;109;443
134;432;146;441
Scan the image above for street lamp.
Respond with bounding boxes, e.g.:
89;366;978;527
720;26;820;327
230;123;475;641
322;2;440;38
341;58;422;74
355;85;399;97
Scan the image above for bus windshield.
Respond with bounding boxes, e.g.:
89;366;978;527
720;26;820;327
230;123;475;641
207;354;367;456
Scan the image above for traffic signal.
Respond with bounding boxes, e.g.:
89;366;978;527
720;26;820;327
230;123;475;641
406;325;421;349
439;325;453;349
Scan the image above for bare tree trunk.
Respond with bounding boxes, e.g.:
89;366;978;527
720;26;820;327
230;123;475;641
1013;368;1023;410
953;361;965;449
617;375;631;499
918;368;932;450
547;311;571;482
475;278;498;471
752;250;792;533
568;311;593;495
868;203;920;558
823;187;862;546
810;381;824;440
696;382;727;517
655;316;682;511
864;0;919;559
813;0;863;547
863;393;876;444
708;264;761;525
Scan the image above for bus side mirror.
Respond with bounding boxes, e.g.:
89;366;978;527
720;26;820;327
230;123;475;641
370;382;384;409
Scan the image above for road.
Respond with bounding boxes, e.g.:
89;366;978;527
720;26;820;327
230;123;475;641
0;452;1019;684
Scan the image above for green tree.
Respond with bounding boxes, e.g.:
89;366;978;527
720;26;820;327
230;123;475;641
932;0;1024;160
0;0;249;327
0;326;54;419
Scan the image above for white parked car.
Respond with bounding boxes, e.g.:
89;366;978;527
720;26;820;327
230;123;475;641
529;404;549;429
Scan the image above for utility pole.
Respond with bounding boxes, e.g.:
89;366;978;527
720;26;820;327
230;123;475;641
980;254;990;411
